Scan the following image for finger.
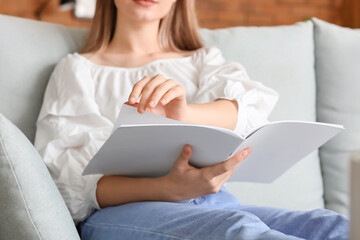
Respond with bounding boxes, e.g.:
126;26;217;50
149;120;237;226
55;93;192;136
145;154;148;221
232;147;252;167
138;74;167;113
216;148;252;182
208;148;251;177
124;101;139;108
213;170;233;187
147;79;178;108
128;75;152;104
173;144;193;170
160;85;186;106
204;149;251;190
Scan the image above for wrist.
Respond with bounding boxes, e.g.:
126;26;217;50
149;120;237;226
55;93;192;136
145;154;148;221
153;176;179;202
182;104;194;123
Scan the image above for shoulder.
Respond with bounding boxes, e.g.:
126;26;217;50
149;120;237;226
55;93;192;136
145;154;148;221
50;52;94;85
192;46;226;66
195;46;224;62
47;52;96;97
192;46;223;58
52;52;89;75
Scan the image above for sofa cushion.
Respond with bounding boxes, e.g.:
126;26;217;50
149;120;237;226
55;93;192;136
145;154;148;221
313;17;360;215
201;20;324;211
0;14;87;143
0;114;80;240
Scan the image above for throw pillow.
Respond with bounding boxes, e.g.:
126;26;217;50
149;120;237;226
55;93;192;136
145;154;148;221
0;114;80;239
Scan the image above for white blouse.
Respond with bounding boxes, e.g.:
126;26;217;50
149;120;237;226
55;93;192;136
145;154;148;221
34;47;278;223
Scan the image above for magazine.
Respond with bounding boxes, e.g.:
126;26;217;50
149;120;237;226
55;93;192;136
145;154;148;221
83;104;344;183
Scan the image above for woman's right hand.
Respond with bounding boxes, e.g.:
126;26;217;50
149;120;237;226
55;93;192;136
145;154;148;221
159;145;251;202
128;74;189;122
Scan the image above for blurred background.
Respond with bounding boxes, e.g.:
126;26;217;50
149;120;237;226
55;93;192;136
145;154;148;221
0;0;359;28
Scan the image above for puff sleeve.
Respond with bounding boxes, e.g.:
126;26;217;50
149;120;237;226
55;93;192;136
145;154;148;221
34;57;113;223
193;47;279;137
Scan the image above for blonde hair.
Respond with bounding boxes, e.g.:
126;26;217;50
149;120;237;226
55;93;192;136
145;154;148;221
81;0;203;53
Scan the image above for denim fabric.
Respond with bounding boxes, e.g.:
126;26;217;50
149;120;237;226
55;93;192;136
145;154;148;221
80;188;348;240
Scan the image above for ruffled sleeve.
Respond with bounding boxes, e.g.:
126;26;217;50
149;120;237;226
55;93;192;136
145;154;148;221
34;56;113;223
193;47;279;137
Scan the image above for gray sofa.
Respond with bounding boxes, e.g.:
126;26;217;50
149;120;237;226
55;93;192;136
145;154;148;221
0;14;359;239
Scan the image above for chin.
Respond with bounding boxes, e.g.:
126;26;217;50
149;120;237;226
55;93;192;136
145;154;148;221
116;0;173;23
127;10;161;23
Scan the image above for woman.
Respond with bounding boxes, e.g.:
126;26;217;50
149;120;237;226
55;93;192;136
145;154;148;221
35;0;349;239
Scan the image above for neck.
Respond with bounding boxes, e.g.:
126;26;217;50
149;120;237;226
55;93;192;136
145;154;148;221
107;17;162;55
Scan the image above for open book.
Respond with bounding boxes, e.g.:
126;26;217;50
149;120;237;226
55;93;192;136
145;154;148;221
83;104;344;183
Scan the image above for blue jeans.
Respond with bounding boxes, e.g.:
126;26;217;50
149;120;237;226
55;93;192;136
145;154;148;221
80;188;349;240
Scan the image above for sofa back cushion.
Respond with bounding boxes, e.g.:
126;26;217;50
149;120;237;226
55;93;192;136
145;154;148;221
201;21;324;211
314;18;360;215
0;14;86;143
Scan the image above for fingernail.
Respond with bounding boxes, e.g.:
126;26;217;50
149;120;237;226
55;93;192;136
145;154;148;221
161;99;167;105
130;96;136;103
139;105;145;113
149;100;155;106
184;146;189;154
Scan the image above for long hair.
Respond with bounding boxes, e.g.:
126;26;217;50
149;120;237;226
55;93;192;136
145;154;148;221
81;0;203;53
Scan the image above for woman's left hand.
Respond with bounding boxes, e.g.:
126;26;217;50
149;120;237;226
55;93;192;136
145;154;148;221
128;74;189;121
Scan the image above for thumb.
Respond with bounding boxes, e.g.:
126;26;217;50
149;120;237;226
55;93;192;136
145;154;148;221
173;144;192;169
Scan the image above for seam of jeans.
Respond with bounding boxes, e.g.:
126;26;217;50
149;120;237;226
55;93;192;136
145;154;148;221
82;222;191;240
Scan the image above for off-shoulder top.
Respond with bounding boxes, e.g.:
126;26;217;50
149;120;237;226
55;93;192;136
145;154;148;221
34;47;279;223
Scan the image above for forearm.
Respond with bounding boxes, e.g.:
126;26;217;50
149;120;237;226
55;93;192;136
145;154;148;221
96;175;169;208
186;99;238;130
